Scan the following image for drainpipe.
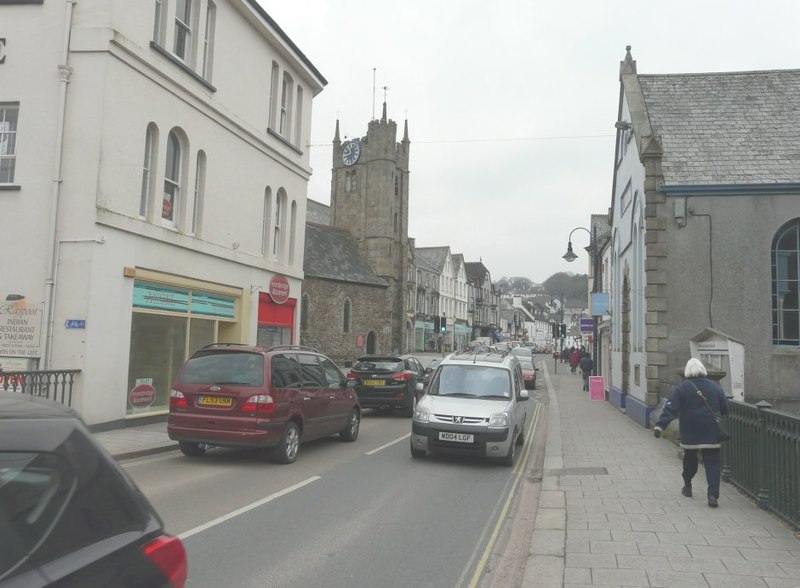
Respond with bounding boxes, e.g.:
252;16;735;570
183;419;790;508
41;0;76;369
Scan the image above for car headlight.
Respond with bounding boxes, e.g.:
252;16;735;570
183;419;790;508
488;412;508;427
413;405;430;422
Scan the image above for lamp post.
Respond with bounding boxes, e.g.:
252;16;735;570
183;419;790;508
562;226;598;375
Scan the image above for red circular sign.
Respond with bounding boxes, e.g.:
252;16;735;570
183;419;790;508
129;383;156;409
269;275;290;304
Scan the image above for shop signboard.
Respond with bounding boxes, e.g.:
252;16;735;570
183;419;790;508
589;376;605;401
269;276;290;304
190;292;235;318
129;379;156;409
0;293;44;358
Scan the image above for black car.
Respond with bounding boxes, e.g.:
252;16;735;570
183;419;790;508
346;354;425;416
0;392;187;587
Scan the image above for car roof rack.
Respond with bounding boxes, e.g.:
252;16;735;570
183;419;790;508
264;345;320;353
200;342;252;349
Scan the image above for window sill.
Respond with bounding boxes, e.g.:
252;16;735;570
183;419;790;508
267;128;303;155
0;184;21;191
150;42;216;93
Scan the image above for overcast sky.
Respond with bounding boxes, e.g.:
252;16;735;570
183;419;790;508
258;0;799;283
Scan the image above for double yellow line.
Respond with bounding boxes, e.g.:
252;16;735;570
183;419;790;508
460;399;543;587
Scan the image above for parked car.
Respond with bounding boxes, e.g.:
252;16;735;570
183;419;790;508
519;359;539;390
347;354;425;416
0;391;187;587
510;346;534;363
410;351;530;465
168;344;360;464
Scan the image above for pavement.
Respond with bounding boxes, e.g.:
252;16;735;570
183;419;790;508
92;361;800;587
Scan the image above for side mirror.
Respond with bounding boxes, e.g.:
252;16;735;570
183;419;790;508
518;389;530;401
415;382;424;391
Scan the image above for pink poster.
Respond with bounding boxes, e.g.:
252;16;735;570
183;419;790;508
589;376;605;401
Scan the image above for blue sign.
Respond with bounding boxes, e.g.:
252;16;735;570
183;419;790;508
65;319;86;329
579;318;595;333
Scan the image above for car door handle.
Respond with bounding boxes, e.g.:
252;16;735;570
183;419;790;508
303;396;311;401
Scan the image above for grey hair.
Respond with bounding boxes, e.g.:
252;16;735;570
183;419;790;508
684;357;707;379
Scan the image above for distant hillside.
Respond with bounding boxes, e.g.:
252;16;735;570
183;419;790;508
495;273;588;307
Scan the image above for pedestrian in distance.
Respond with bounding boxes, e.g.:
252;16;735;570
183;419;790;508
579;353;593;391
569;348;580;374
653;358;729;507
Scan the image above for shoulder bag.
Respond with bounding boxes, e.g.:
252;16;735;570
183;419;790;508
689;381;730;442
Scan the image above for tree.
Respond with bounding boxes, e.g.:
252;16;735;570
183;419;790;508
542;272;588;306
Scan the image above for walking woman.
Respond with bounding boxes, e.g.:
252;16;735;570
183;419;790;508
653;358;729;507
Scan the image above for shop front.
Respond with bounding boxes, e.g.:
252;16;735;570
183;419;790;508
257;276;296;347
126;279;240;417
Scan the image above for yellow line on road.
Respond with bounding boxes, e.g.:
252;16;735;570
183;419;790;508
460;401;542;588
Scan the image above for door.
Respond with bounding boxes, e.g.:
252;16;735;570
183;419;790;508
270;353;311;436
320;357;350;430
296;353;330;438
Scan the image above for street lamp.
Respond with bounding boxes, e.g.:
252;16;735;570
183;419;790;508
561;226;598;377
562;227;593;262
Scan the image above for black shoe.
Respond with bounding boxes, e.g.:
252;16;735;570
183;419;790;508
681;486;692;497
708;496;718;507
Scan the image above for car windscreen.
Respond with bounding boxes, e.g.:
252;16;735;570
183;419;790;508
429;365;511;398
352;359;404;372
519;360;534;369
177;351;264;386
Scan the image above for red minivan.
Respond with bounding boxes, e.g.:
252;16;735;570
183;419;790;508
168;344;360;464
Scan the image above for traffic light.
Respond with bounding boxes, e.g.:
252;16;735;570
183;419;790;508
433;316;440;332
551;323;559;339
440;316;446;333
559;323;567;339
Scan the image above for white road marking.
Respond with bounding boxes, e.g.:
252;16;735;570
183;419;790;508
178;476;321;540
366;432;411;455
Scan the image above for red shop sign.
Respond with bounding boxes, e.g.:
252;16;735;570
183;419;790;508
129;383;156;409
269;275;290;304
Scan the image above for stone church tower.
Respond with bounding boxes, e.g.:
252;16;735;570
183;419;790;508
330;103;410;353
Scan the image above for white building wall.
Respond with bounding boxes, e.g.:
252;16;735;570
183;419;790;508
1;0;323;424
610;96;648;401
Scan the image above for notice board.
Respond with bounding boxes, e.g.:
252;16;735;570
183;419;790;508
589;376;605;401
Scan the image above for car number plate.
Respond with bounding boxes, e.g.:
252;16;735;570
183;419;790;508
199;395;233;407
363;379;385;386
439;431;474;443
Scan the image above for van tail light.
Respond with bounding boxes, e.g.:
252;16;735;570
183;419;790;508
391;372;413;382
346;371;359;380
142;533;187;588
242;394;275;415
169;390;188;410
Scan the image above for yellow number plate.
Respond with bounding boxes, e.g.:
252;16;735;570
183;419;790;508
363;379;385;386
199;395;233;407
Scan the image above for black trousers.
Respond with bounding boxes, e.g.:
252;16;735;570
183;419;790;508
683;448;721;498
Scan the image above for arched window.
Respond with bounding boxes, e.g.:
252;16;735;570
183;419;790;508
163;129;185;228
191;150;205;235
140;123;158;218
772;218;800;346
301;294;309;331
272;189;286;260
262;187;272;255
289;200;297;265
343;298;351;333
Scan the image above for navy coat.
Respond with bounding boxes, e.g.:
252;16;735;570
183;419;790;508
655;377;728;449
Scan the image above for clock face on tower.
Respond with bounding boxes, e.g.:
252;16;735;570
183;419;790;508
341;140;361;166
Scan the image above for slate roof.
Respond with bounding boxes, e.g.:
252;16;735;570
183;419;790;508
638;70;800;185
306;199;331;225
465;261;490;285
415;247;449;272
304;223;387;287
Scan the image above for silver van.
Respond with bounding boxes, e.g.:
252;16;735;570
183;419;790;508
410;351;530;465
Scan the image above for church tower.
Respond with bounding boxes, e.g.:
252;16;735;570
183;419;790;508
330;103;410;353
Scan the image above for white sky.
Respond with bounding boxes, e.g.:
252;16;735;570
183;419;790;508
258;0;799;283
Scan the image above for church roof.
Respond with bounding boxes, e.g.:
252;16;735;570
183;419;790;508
636;69;800;185
306;199;331;225
304;223;388;287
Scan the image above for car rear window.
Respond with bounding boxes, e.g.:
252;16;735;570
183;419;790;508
353;359;404;371
0;451;73;579
177;351;264;386
430;365;511;398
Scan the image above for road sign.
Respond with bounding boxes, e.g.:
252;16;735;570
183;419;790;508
65;319;86;329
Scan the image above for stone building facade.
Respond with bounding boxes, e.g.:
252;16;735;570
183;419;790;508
330;103;411;353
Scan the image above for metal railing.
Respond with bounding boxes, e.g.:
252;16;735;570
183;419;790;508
723;400;800;530
0;370;80;407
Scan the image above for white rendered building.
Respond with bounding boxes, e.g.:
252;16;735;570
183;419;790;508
0;0;325;425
